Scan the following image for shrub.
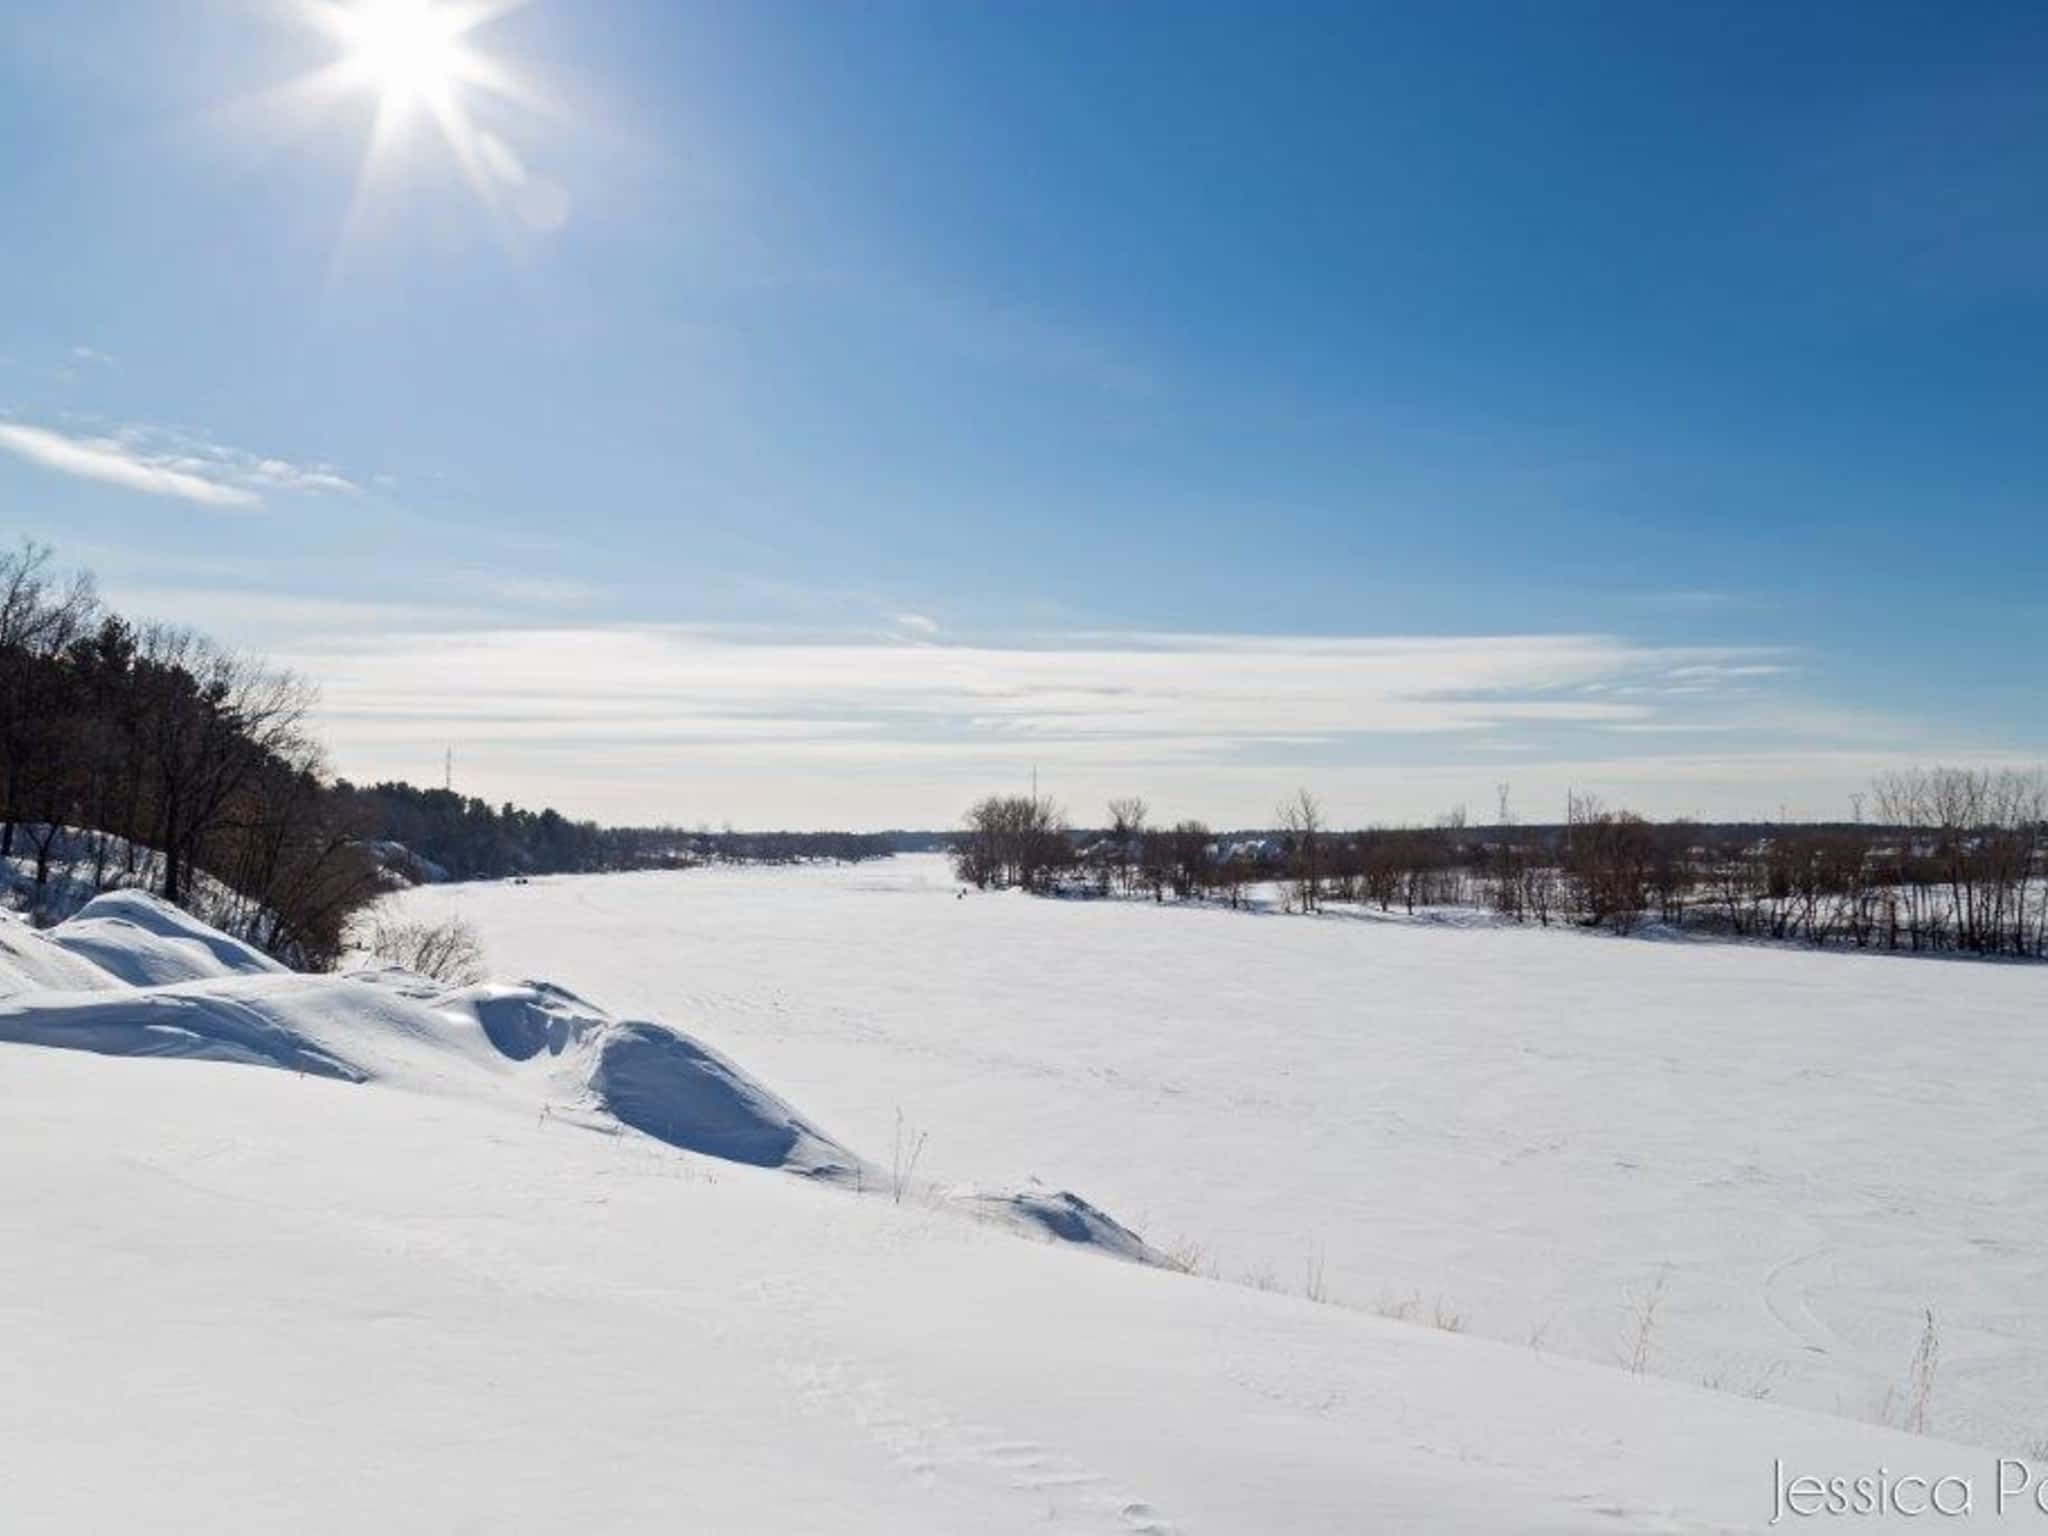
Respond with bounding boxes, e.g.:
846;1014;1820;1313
364;914;486;985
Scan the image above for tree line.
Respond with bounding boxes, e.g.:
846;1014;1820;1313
0;546;383;963
332;779;650;882
954;770;2048;960
330;788;918;883
0;545;803;967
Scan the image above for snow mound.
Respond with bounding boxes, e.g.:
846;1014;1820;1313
435;980;608;1061
959;1185;1164;1263
2;959;855;1178
0;892;1161;1264
0;980;366;1080
47;890;285;987
0;912;127;997
0;971;515;1086
590;1020;855;1174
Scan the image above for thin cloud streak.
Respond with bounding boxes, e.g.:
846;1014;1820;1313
259;621;1909;823
288;625;1748;737
0;422;262;509
0;417;362;510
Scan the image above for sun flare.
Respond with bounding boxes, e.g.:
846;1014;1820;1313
267;0;562;243
335;0;470;114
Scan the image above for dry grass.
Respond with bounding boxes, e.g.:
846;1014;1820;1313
889;1108;928;1206
1622;1264;1671;1375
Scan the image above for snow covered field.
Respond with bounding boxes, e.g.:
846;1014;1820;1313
3;857;2044;1532
395;856;2048;1453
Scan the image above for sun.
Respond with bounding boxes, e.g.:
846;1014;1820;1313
335;0;471;115
257;0;562;246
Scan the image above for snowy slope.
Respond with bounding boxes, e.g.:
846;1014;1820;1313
394;855;2048;1453
3;865;2037;1531
1;1043;2007;1535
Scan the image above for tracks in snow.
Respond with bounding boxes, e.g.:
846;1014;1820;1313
783;1350;1179;1534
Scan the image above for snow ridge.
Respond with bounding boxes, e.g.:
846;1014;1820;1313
47;889;286;987
0;897;1157;1263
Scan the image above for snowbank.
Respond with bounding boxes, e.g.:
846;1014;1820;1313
0;979;369;1080
0;895;1148;1266
0;910;125;995
961;1184;1164;1262
591;1020;854;1173
431;978;606;1061
1;947;844;1176
46;889;285;987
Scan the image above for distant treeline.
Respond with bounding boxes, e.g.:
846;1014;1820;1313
956;774;2048;960
0;545;899;966
335;788;925;882
333;780;654;882
676;829;941;864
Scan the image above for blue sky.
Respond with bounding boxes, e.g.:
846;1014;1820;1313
2;0;2044;828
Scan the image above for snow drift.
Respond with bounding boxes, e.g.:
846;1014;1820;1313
0;910;123;995
435;978;606;1061
591;1021;853;1173
0;896;1150;1260
0;979;370;1080
45;889;285;987
961;1185;1163;1263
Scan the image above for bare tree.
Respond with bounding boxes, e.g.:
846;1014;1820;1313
1165;819;1213;899
1488;782;1526;920
1564;792;1654;932
1278;788;1325;913
1873;766;2047;956
1107;796;1148;895
954;793;1073;893
0;541;98;863
133;625;316;905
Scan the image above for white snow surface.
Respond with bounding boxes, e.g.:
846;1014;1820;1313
2;854;2040;1531
394;855;2048;1454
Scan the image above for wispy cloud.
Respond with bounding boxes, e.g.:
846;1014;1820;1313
69;345;117;368
255;622;1897;823
242;457;358;495
0;422;261;509
889;610;941;636
290;626;1708;744
0;416;359;509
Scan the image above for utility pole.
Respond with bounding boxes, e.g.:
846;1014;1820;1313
444;747;453;793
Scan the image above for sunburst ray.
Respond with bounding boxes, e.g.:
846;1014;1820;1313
248;0;555;261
